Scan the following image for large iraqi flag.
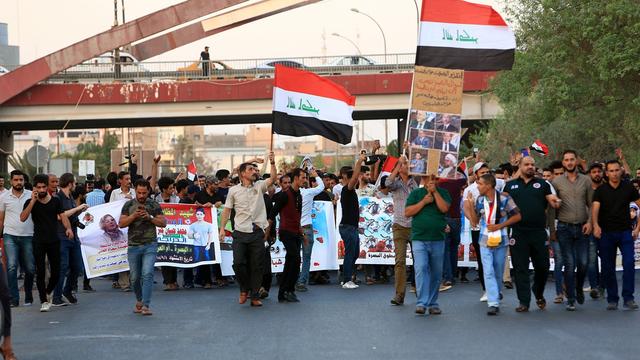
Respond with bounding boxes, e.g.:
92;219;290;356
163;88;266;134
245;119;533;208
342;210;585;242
416;0;516;71
272;65;355;145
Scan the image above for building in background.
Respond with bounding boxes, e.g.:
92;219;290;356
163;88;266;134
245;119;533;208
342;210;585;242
0;22;19;66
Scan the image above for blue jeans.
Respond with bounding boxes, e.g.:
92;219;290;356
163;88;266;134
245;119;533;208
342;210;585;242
53;237;84;300
556;222;588;302
442;217;461;283
297;225;314;285
3;234;34;304
549;240;564;296
339;224;359;283
587;235;600;289
480;245;507;307
128;242;158;307
412;240;445;308
599;231;635;304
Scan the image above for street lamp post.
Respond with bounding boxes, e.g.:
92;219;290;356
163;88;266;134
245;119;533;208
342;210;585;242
350;8;387;63
331;33;362;55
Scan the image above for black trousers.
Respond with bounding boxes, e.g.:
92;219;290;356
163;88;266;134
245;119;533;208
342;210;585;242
279;230;302;294
34;241;61;303
471;230;486;290
232;229;265;299
262;247;272;292
0;261;11;337
162;267;194;285
510;228;550;307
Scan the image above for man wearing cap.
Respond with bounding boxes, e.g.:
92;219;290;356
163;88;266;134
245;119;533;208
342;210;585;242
462;162;506;301
504;156;561;312
200;46;210;77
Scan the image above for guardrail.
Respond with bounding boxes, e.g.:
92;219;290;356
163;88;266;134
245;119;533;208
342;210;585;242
26;53;416;83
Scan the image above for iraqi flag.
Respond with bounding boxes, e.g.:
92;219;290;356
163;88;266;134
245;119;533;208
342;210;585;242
273;65;355;145
416;0;516;71
375;156;399;188
186;160;197;181
529;140;549;156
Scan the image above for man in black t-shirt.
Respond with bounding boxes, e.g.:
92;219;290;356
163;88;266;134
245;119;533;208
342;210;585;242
593;160;640;310
339;154;365;289
200;46;210;77
195;176;223;208
20;174;73;313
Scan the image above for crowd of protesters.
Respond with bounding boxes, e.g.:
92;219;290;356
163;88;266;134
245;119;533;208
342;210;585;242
0;143;639;358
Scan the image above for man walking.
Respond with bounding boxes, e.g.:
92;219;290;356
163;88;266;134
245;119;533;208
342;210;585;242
119;179;167;316
551;150;593;311
587;163;604;298
385;155;418;305
20;174;74;312
339;154;366;289
270;168;306;302
0;170;35;307
504;157;560;312
295;169;325;292
405;175;451;315
219;153;277;307
52;173;88;306
592;160;640;310
200;46;210;77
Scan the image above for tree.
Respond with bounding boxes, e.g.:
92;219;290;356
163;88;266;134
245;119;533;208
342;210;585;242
471;0;640;168
8;151;37;179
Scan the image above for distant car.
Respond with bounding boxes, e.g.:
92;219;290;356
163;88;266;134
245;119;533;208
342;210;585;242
66;51;149;75
255;60;306;69
329;56;376;66
0;65;8;76
177;60;237;79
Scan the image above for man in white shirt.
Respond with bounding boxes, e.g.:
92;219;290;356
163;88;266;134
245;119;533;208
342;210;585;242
109;171;135;202
0;170;35;307
462;162;505;301
295;169;325;292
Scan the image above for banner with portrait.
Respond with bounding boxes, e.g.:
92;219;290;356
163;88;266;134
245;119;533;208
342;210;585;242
220;201;339;276
155;203;221;268
336;195;413;266
78;200;129;278
406;66;464;178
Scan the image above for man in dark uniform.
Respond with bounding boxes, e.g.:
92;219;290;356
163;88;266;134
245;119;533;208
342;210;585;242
200;46;210;77
504;156;560;312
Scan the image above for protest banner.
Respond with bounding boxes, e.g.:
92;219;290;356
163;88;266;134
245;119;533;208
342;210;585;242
220;201;338;276
155;203;221;268
77;200;129;278
78;202;221;278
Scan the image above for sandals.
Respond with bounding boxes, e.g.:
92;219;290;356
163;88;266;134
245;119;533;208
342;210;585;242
0;348;17;360
536;298;547;310
141;306;153;316
133;301;143;314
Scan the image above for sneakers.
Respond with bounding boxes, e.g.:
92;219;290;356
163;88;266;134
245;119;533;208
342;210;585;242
390;295;404;306
342;281;359;289
295;283;308;292
63;292;78;304
623;300;639;310
553;295;564;304
606;302;618;311
480;293;488;302
9;300;18;308
487;306;499;316
410;286;416;293
23;301;33;307
566;301;576;311
51;298;69;307
40;302;51;312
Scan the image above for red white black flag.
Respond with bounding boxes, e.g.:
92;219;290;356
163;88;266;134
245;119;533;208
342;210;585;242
417;0;516;71
272;65;355;145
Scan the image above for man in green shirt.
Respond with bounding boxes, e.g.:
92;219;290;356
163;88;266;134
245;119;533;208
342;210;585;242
119;179;167;316
405;175;451;316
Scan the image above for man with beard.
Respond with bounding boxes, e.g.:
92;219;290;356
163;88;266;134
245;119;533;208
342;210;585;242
269;168;306;302
0;170;35;307
119;179;167;315
551;151;593;311
20;174;73;313
219;153;277;307
592;160;640;310
52;173;89;306
587;163;604;298
504;157;561;312
295;169;325;292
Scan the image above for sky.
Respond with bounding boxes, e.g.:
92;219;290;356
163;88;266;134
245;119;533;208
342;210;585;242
0;0;504;143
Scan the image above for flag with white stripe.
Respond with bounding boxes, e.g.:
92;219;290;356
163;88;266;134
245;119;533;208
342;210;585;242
272;65;355;145
417;0;516;71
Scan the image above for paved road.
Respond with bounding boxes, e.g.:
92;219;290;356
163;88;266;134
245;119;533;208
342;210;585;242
11;271;640;360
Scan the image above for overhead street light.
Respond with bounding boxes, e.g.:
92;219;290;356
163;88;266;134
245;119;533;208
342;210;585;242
350;8;387;63
331;32;362;55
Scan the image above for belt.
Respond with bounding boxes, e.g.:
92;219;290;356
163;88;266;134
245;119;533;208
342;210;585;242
558;221;585;226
